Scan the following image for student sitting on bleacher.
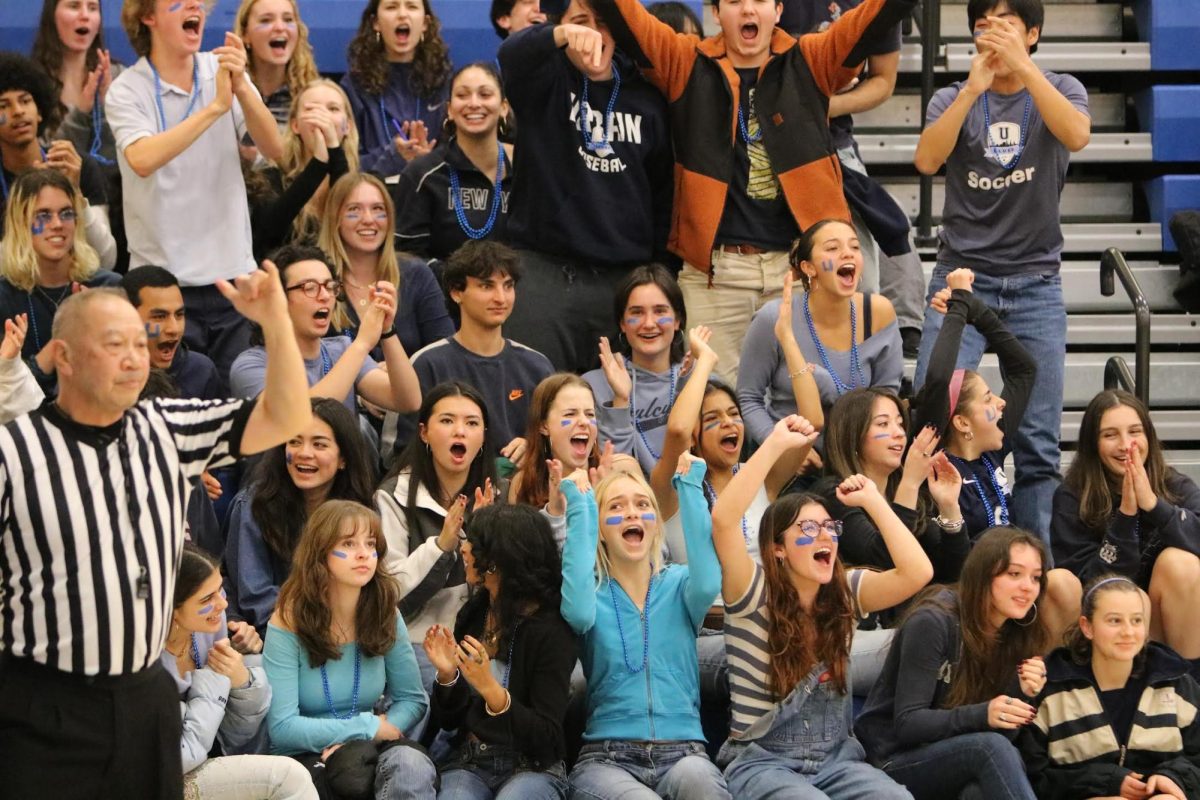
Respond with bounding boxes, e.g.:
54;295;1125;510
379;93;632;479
225;397;378;637
1052;389;1200;662
0;169;120;393
232;0;320;129
0;315;41;424
912;0;1091;541
392;62;513;265
340;0;451;177
248;78;358;263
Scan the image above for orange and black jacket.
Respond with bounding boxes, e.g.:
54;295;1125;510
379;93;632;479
591;0;918;271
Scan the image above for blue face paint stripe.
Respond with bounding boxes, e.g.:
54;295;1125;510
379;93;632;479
625;316;642;327
821;258;836;272
871;433;890;439
331;550;348;559
604;516;623;526
985;406;998;422
197;603;214;615
655;316;674;326
560;419;573;426
703;421;721;431
640;513;656;522
168;1;182;11
793;535;816;546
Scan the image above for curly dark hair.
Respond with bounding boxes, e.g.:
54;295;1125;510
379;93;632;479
462;504;561;653
0;51;60;136
31;0;106;125
345;0;451;98
250;398;378;563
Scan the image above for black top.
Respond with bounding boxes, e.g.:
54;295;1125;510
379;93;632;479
248;147;350;262
169;344;223;401
432;596;577;768
1099;671;1147;747
0;153;108;239
392;139;513;261
498;25;673;266
714;67;800;251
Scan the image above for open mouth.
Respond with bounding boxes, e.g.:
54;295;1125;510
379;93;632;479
182;15;202;34
449;442;468;462
355;227;379;239
268;36;290;55
621;524;645;544
739;22;758;42
394;23;411;45
836;263;857;288
74;26;91;36
292;462;319;475
156;338;179;358
718;431;740;454
570;432;590;459
814;547;832;565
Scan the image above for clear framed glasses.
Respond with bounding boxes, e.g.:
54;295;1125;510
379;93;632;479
285;279;342;298
794;519;843;545
32;208;77;228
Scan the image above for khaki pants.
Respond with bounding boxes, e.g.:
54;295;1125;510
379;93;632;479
678;249;791;384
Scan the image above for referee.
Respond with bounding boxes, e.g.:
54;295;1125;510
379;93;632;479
0;263;312;799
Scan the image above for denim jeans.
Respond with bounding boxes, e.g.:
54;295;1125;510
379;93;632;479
180;283;251;392
437;740;566;800
880;732;1036;800
375;743;438;800
568;740;730;800
717;664;911;800
913;265;1066;542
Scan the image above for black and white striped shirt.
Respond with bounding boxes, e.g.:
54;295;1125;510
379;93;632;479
0;397;253;676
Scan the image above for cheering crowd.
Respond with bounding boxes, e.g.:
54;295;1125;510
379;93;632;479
2;0;1200;797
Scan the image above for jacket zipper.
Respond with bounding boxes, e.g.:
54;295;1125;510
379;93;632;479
1119;745;1127;766
644;602;655;740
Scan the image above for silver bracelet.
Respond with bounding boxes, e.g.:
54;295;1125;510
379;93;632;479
485;689;512;716
435;669;460;687
935;514;965;532
789;363;815;379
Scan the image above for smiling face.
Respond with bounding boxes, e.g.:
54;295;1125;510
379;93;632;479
244;0;298;68
859;395;907;476
0;89;41;149
1096;404;1150;479
55;0;102;53
620;283;680;366
798;221;862;297
1081;587;1147;665
448;66;507;140
420;395;486;476
285;416;344;494
174;568;227;635
953;373;1006;452
144;0;206;55
283;259;336;341
29;186;78;270
326;517;380;589
541;384;596;471
695;388;743;470
989;543;1043;624
562;0;615;77
598;475;659;566
373;0;427;63
337;181;389;256
773;501;839;585
134;284;186;370
712;0;781;69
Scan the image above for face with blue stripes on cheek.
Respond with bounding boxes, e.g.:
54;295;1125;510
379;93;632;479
695;389;743;469
773;501;840;585
327;519;380;588
619;283;680;365
598;476;659;565
541;384;597;471
174;570;227;635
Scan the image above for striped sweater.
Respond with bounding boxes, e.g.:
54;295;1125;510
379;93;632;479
1017;643;1200;799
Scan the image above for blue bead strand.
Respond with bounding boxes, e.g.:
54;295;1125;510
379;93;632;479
802;296;863;396
579;65;622;154
609;572;652;674
448;142;505;239
321;644;362;720
981;92;1032;171
629;365;678;462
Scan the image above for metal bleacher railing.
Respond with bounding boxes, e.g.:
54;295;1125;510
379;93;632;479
1099;247;1151;406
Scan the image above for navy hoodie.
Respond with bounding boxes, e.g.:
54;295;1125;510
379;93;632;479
498;24;673;266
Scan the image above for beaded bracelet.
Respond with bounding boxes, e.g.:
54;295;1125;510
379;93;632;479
934;514;965;532
789;363;815;379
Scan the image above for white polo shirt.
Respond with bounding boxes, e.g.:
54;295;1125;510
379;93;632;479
107;52;257;286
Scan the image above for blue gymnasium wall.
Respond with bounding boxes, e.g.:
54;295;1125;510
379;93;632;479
0;0;704;74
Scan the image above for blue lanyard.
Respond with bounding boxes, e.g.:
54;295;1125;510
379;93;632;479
148;56;202;132
948;453;1010;527
318;340;332;376
629;364;677;462
579;65;621;153
447;142;505;240
981;92;1032;171
377;95;421;145
89;89;114;166
703;465;750;543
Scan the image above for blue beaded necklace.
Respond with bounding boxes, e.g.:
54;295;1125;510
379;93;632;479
629;364;677;462
447;142;505;240
737;104;762;145
190;633;203;669
947;453;1010;527
149;56;202;133
500;618;524;688
578;64;621;154
318;340;332;376
702;464;749;543
609;572;652;673
802;296;864;395
981;92;1032;171
89;89;114;166
321;644;362;720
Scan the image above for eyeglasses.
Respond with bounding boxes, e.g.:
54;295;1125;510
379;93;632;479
285;279;342;298
793;519;843;545
32;208;77;228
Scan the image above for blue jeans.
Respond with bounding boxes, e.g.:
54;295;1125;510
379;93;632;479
913;265;1066;542
375;743;438;800
880;732;1035;800
718;664;911;800
568;741;730;800
438;740;566;800
180;283;251;392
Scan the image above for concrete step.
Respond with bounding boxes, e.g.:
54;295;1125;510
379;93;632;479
932;4;1124;41
917;261;1182;313
858;132;1152;165
854;92;1126;133
883;179;1133;223
899;42;1151;73
1063;313;1200;347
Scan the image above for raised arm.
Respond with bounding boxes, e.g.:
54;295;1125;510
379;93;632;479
712;416;817;603
914;58;991;175
353;283;422;413
650;326;715;520
827;50;900;118
672;455;722;628
217;260;312;454
220;32;283;161
586;0;698;98
559;475;600;634
799;0;916;98
842;475;934;613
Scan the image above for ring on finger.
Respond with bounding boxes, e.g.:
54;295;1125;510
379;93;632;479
474;654;484;665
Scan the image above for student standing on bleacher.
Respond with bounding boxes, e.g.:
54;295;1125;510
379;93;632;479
912;0;1091;542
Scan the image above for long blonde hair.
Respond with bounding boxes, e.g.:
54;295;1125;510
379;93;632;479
233;0;320;102
1;170;99;292
318;173;401;332
592;470;665;586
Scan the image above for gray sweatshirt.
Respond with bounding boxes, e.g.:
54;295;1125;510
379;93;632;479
583;361;691;475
